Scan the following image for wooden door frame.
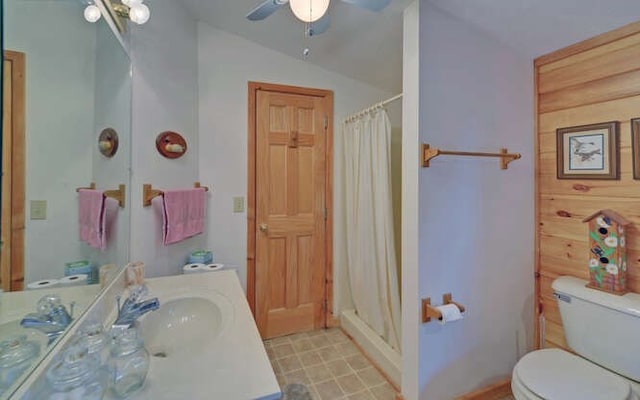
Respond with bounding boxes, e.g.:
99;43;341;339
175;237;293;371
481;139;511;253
2;50;26;291
247;81;335;327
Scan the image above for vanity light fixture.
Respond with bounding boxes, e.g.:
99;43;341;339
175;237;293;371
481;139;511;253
289;0;330;23
112;0;151;25
84;4;102;23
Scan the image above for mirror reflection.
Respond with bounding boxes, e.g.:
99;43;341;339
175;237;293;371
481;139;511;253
1;0;131;395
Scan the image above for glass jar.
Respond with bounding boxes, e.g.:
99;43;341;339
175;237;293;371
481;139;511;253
109;328;149;398
0;335;40;396
43;338;107;400
78;322;110;366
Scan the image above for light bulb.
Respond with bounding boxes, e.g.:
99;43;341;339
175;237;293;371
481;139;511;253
289;0;330;23
121;0;142;6
84;4;101;23
129;3;150;25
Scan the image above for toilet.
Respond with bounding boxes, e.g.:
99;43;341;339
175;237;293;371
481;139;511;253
512;276;640;400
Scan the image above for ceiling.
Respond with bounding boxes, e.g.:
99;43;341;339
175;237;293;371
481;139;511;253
178;0;640;94
178;0;411;93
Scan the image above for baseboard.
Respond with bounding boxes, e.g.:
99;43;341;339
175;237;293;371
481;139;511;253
456;378;512;400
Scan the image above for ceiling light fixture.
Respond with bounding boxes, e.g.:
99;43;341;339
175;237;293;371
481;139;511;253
113;0;151;25
289;0;330;23
83;4;102;23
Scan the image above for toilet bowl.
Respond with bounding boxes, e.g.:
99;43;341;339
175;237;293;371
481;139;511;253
511;276;640;400
511;348;636;400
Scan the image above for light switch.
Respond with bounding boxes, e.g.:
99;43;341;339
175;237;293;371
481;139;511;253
30;200;47;220
233;197;245;213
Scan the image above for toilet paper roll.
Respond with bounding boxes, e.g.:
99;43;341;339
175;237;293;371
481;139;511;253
27;279;59;290
58;274;88;287
183;263;205;274
436;304;463;325
201;263;224;272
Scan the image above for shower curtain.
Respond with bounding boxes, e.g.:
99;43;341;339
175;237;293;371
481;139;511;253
341;108;401;351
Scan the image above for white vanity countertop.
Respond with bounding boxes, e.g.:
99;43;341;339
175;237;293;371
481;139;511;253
127;270;281;400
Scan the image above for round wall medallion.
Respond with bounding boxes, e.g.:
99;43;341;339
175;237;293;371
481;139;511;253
156;131;187;159
98;128;119;158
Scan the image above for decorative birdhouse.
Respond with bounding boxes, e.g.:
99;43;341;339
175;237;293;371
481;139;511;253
582;209;631;295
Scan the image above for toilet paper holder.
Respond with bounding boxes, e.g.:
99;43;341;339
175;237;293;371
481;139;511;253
422;293;466;323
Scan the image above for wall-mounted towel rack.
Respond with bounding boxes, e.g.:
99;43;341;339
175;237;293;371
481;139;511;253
421;143;521;170
76;182;126;208
142;182;209;207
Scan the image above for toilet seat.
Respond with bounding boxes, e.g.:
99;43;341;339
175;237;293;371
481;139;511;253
513;349;632;400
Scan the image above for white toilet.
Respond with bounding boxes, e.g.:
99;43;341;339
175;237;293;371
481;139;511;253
512;276;640;400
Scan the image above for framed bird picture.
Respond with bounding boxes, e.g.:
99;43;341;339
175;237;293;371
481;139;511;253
631;118;640;180
556;121;619;180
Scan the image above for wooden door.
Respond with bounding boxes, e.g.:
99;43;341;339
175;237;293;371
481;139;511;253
2;51;26;292
249;82;333;339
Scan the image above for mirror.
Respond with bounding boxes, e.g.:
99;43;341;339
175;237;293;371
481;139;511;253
1;0;131;395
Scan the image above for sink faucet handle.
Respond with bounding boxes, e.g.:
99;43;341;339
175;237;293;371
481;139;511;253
36;294;62;316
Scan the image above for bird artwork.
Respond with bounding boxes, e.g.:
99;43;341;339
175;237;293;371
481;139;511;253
570;137;602;162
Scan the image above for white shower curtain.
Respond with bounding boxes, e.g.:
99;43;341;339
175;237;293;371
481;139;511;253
342;108;401;351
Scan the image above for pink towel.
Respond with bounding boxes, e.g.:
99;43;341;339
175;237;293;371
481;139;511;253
78;189;106;250
163;188;206;245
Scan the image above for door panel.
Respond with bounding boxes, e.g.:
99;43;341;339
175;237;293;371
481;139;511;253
2;51;26;292
254;88;329;339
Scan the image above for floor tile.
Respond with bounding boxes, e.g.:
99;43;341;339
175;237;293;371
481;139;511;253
345;354;371;371
279;354;303;373
264;328;398;400
314;379;345;400
326;358;353;378
336;373;366;395
357;367;386;387
370;382;396;400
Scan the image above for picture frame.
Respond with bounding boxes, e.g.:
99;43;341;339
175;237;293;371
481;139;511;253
556;121;619;180
632;118;640;180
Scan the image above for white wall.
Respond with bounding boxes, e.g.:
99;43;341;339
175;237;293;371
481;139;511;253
415;3;534;399
197;23;394;293
5;1;96;283
129;0;203;277
401;2;421;398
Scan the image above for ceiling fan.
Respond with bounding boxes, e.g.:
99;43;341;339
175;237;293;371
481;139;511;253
246;0;390;36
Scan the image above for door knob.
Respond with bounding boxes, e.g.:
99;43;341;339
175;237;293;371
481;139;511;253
259;223;268;232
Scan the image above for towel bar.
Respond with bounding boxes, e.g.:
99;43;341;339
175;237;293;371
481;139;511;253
422;143;521;169
76;182;126;208
142;182;210;207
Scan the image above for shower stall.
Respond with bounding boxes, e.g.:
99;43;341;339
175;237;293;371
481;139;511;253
335;94;402;387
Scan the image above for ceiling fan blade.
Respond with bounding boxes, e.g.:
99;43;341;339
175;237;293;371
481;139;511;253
340;0;390;12
307;13;330;36
246;0;289;21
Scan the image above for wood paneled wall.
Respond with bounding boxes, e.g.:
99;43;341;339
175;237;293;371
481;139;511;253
535;21;640;349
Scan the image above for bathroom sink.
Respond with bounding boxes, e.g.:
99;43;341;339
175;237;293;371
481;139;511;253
136;295;231;360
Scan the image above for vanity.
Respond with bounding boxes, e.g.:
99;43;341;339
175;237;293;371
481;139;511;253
11;269;281;399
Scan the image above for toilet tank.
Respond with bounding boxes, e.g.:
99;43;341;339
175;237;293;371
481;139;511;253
553;276;640;381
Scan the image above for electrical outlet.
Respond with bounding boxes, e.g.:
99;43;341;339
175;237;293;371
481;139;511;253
30;200;47;220
233;197;245;213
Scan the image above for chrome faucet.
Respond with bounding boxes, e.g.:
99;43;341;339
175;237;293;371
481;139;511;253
112;285;159;329
20;294;74;344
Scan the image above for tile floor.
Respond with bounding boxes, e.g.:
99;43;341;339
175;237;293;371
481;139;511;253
264;328;398;400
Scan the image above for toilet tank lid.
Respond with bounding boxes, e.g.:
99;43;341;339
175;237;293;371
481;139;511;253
515;349;631;400
552;276;640;318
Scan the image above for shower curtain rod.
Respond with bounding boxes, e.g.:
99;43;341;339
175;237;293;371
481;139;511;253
344;93;403;123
